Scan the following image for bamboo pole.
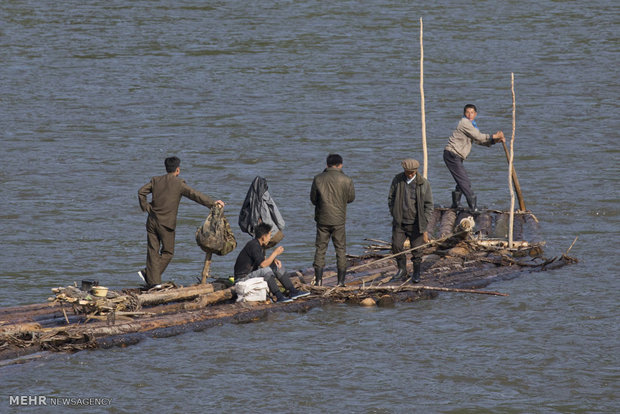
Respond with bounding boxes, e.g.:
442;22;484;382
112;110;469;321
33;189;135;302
508;73;516;248
501;142;526;211
420;17;428;178
200;252;212;284
564;236;578;255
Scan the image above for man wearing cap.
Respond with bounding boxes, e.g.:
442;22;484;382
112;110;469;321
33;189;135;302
388;158;434;283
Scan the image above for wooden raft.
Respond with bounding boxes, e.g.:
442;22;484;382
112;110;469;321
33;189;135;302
0;209;576;365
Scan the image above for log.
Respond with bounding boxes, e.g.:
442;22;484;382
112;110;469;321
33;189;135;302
0;302;61;317
473;240;532;249
364;238;391;245
346;272;389;287
513;214;524;241
147;288;235;315
0;322;42;335
137;284;215;307
493;213;509;239
476;212;493;237
309;284;508;297
2;293;232;342
439;209;457;237
426;209;441;238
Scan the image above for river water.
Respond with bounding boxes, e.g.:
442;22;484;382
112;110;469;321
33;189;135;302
1;0;618;412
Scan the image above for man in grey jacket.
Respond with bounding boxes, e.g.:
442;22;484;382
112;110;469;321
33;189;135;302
310;154;355;287
444;104;505;211
388;159;434;283
138;157;224;288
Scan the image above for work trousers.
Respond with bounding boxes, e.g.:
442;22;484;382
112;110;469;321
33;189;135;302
238;264;295;295
145;216;175;286
443;149;474;206
391;222;425;267
313;223;347;271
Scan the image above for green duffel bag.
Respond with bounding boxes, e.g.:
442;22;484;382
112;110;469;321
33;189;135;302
195;205;237;256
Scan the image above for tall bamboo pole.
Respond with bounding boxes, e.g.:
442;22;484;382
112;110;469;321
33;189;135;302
508;73;516;248
420;17;428;178
200;252;212;284
501;142;526;211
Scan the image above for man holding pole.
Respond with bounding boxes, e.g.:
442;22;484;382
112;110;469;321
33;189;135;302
443;104;505;211
388;158;434;284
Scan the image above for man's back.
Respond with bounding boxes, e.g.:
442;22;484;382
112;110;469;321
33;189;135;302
139;173;214;230
310;167;355;226
150;173;184;227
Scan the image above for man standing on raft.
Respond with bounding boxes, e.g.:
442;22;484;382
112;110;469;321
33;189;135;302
443;104;505;211
388;158;434;284
138;156;224;289
310;154;355;287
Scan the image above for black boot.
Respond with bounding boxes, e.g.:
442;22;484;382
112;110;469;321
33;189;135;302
337;269;346;287
391;258;408;282
451;190;462;209
411;262;421;284
466;194;478;212
314;267;323;286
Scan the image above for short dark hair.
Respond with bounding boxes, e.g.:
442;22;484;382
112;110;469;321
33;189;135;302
165;156;181;173
463;104;477;115
255;223;273;239
326;153;343;167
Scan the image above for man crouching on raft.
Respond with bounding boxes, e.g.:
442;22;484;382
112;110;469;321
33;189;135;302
234;223;310;303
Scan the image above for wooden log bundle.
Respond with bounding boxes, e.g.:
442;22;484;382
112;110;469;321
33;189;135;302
0;209;578;365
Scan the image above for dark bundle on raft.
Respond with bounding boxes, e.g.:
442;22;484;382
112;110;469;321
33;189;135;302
0;209;577;365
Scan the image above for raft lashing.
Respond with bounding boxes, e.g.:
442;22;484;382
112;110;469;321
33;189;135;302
0;208;576;365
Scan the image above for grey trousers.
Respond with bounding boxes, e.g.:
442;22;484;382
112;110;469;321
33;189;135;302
239;265;295;295
443;149;474;205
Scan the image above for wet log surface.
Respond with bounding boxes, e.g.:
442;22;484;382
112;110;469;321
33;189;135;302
0;208;577;365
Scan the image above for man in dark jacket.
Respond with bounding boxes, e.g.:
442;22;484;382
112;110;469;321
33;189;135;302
138;157;224;288
310;154;355;287
388;158;434;283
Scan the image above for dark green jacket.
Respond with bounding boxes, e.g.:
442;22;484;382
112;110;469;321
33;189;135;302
388;172;434;231
138;173;215;230
310;167;355;226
